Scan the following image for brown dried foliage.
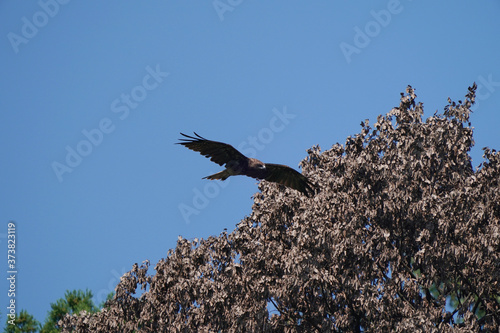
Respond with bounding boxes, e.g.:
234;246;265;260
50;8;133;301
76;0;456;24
61;85;499;332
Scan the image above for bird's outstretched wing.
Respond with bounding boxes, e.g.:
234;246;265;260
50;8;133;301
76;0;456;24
263;163;315;197
176;132;247;166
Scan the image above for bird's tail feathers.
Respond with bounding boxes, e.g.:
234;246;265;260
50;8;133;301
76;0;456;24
203;170;231;181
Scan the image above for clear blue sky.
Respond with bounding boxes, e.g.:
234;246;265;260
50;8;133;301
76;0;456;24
1;0;499;327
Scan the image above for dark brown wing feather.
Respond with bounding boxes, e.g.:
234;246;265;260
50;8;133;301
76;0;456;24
177;132;247;166
263;163;315;197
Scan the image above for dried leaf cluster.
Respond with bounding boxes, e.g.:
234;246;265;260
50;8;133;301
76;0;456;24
61;85;499;332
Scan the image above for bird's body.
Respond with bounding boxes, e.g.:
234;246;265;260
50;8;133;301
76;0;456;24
177;132;314;197
204;158;262;180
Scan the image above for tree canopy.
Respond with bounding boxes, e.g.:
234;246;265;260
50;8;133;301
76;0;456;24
61;85;499;332
3;289;109;333
3;310;39;333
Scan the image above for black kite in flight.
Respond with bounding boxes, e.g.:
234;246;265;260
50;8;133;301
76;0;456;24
177;132;315;197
